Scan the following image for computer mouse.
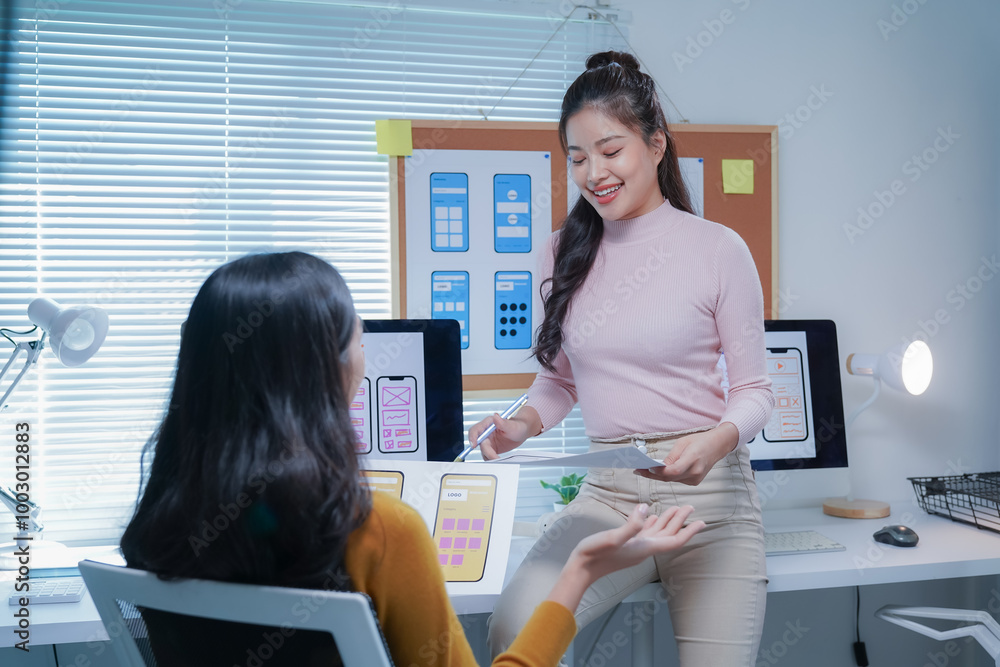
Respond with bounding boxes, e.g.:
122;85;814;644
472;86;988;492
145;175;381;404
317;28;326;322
873;525;919;547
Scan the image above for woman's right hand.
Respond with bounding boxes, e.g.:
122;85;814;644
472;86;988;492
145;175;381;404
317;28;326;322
467;406;541;459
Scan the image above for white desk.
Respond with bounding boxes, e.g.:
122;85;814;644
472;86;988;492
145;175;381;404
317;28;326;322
616;501;1000;665
761;501;1000;592
3;503;1000;649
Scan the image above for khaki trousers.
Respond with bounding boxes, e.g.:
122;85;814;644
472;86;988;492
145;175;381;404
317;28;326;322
488;428;767;666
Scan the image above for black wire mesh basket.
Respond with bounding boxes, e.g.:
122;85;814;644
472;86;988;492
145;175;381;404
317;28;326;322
909;472;1000;534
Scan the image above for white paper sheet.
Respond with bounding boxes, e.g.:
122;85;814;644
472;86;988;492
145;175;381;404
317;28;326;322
484;446;664;469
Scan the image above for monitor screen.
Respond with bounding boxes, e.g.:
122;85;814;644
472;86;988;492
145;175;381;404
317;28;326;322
361;319;464;462
748;319;848;472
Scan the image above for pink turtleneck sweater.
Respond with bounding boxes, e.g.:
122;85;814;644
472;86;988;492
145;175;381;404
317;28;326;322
528;200;774;445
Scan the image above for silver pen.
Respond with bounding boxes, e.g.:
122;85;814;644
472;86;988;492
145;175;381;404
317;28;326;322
454;393;529;462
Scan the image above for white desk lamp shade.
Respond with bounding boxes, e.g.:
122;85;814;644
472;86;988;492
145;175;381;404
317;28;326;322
824;340;934;519
27;297;109;367
846;340;933;395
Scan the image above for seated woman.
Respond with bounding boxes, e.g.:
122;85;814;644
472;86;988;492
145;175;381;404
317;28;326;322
120;251;704;666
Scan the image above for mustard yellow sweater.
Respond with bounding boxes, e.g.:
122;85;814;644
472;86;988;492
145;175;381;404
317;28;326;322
345;492;576;666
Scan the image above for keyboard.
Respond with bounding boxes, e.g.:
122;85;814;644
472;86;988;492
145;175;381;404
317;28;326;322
765;530;845;556
8;577;86;605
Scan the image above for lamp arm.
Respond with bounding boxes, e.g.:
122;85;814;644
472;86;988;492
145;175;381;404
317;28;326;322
846;376;881;430
0;337;46;412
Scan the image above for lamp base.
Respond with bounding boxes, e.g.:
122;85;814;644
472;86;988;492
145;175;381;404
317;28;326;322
822;497;891;519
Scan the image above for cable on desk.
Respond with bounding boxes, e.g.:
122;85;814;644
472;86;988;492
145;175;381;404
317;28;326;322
580;602;624;665
853;585;869;666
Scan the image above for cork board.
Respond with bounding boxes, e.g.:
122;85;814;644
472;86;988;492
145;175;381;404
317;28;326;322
391;121;566;393
390;121;778;392
670;124;779;318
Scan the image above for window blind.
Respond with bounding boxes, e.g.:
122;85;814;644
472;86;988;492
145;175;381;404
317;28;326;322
0;0;625;543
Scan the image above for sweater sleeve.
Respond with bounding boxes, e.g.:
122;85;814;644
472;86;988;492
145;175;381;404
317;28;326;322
525;231;579;432
713;228;774;445
527;347;578;434
355;495;577;667
493;601;577;666
356;496;480;667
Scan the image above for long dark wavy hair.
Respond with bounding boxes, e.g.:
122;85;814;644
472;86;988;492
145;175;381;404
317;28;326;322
535;51;694;371
120;252;370;590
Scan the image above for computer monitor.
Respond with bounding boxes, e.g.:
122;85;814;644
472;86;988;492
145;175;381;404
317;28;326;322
747;319;850;507
361;319;464;462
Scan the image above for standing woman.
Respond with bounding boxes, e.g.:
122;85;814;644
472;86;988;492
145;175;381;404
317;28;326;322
471;51;774;665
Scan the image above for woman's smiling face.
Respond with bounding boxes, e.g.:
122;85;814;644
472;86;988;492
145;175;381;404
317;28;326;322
565;106;666;222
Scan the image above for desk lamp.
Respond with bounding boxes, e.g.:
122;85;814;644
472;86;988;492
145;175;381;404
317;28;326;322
0;298;109;567
822;340;933;519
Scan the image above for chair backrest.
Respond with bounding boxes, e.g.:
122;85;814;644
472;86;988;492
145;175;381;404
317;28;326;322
79;559;394;667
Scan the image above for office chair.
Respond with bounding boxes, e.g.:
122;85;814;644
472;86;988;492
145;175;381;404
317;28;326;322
79;560;394;667
876;604;1000;667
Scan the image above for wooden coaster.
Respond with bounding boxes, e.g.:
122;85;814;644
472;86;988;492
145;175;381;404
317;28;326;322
822;497;891;519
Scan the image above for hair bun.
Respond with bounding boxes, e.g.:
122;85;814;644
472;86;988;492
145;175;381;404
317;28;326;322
585;51;641;73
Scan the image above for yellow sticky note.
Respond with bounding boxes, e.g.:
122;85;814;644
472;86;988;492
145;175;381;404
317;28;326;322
375;119;413;156
722;159;754;194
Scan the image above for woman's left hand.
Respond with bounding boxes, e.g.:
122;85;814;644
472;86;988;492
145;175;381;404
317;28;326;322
546;503;705;613
569;504;704;581
634;423;739;486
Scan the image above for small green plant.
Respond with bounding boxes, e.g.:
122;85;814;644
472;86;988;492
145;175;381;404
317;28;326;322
540;473;586;505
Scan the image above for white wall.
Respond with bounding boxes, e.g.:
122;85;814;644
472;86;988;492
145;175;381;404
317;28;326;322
622;0;1000;501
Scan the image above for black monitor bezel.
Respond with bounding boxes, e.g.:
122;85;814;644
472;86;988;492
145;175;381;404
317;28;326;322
750;319;849;472
362;319;464;462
